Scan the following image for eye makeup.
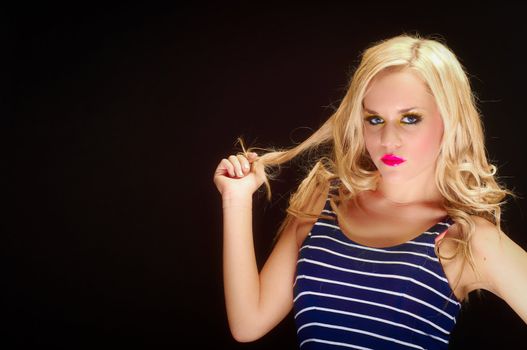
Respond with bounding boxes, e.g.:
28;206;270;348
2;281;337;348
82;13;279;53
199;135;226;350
400;112;423;125
364;115;384;125
363;112;423;125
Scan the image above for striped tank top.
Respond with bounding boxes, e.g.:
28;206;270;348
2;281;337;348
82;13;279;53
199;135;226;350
293;192;461;349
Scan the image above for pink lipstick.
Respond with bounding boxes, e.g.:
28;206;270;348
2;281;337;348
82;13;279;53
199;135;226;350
381;154;406;166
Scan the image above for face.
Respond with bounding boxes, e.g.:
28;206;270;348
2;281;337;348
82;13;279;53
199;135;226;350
362;68;444;185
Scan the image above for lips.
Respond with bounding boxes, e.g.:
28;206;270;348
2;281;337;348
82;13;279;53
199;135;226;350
381;154;406;166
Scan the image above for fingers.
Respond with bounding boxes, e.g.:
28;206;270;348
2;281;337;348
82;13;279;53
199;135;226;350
221;153;257;178
218;158;236;178
226;155;242;177
247;152;258;160
239;154;253;175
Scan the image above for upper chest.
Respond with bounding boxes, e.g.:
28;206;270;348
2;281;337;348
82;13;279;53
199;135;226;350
295;189;470;301
336;193;448;248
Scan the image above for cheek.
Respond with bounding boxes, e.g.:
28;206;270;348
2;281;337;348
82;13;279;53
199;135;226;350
412;127;443;158
363;131;378;155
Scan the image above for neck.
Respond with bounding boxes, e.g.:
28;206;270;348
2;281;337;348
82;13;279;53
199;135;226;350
375;179;443;205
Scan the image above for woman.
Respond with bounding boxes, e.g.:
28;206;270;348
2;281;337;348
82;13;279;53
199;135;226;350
213;34;527;349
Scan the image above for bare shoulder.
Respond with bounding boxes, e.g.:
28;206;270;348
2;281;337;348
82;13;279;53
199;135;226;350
468;216;527;322
470;215;502;248
469;216;519;277
440;216;504;299
460;215;526;296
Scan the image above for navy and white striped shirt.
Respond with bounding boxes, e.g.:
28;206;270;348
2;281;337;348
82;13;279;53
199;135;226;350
293;195;460;349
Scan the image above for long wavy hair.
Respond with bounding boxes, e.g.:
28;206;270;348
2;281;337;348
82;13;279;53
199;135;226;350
237;34;510;297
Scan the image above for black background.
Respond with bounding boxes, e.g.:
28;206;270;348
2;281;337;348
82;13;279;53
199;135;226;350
10;2;527;349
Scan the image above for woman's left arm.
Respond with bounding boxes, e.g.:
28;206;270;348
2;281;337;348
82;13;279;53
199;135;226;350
472;217;527;324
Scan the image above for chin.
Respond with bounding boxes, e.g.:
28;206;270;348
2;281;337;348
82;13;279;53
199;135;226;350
375;164;410;182
378;164;436;186
378;173;408;184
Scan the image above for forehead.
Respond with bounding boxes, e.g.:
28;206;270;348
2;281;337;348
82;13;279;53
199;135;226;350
362;68;436;112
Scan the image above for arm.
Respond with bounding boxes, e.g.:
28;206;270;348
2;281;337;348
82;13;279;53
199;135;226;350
222;193;300;342
215;152;316;342
470;217;527;323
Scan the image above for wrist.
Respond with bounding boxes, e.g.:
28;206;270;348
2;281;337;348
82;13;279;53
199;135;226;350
222;192;253;209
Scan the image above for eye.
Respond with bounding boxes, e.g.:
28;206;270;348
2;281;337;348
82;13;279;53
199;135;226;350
400;113;423;124
364;115;384;126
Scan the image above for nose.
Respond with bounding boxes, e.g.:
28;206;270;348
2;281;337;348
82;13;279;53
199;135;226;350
380;123;401;151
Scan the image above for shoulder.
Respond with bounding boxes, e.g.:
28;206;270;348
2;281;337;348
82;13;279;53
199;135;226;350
439;216;501;299
468;216;501;286
467;216;527;322
469;216;502;258
459;215;523;296
445;215;500;256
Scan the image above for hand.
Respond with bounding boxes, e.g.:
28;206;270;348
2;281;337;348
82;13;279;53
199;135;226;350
213;152;266;199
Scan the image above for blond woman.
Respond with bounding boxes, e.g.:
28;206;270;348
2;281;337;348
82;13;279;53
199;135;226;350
213;34;527;349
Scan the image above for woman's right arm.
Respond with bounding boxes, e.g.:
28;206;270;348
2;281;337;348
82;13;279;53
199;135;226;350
213;152;319;342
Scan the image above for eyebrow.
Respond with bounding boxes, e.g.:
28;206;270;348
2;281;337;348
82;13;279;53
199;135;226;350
363;107;421;114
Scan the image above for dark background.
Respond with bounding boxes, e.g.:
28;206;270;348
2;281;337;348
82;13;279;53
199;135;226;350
10;2;527;349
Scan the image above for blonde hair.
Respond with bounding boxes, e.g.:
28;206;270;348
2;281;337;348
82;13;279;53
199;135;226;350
237;34;510;298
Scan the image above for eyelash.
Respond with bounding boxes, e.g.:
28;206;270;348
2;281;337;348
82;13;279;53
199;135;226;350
364;113;423;126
